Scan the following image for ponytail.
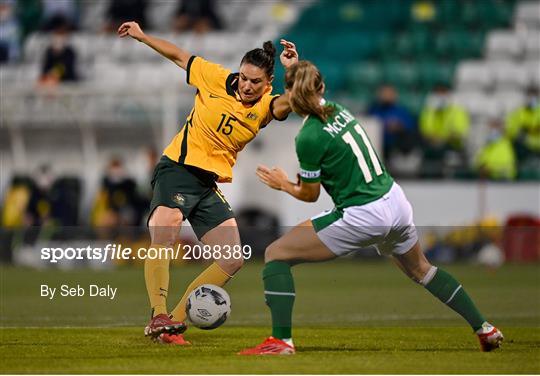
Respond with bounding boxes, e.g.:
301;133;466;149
285;61;334;122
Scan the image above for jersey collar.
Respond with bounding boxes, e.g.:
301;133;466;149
225;73;239;98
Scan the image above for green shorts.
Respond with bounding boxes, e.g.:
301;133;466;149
149;156;235;239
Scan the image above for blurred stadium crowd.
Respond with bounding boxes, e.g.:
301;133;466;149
1;0;539;263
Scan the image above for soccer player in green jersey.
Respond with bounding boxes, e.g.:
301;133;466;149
240;61;503;355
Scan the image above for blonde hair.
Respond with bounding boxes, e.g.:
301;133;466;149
285;61;334;122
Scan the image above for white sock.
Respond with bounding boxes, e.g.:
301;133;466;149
281;338;294;347
419;266;438;286
476;322;494;334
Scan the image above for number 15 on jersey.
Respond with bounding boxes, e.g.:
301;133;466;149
216;114;236;135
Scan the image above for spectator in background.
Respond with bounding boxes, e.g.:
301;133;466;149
132;147;158;222
105;0;147;33
505;86;540;162
172;0;222;34
420;83;470;177
40;0;78;31
475;118;516;180
26;164;55;226
39;19;78;85
367;84;416;160
0;0;20;64
91;157;143;227
1;176;32;227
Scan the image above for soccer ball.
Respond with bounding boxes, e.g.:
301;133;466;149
186;284;231;330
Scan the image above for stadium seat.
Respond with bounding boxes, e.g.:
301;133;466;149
0;65;19;87
455;60;493;91
312;59;345;94
324;31;375;60
1;63;41;88
433;30;454;58
418;59;454;90
523;30;540;59
515;1;540;28
23;34;49;62
399;89;425;115
460;0;483;27
91;60;129;88
478;0;515;29
453;30;485;59
133;63;167;89
493;90;526;115
435;0;462;26
348;86;374;110
489;60;529;90
289;32;325;61
79;0;107;32
147;0;177;32
485;30;524;59
453;90;500;119
345;62;383;92
383;61;420;88
525;59;540;86
70;33;96;63
392;29;431;58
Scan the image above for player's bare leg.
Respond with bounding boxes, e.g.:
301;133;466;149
265;220;336;264
393;242;503;351
241;220;335;355
170;218;243;323
144;206;187;340
202;218;244;276
392;242;431;282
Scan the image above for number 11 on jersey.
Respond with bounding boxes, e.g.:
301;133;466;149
341;124;383;183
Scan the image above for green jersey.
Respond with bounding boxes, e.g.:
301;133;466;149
295;100;394;209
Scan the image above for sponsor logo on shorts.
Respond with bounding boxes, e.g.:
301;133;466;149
172;193;185;205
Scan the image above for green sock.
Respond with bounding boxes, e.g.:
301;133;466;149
263;261;295;339
424;268;486;331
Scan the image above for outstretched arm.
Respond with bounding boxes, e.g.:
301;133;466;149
118;21;191;69
271;39;299;120
256;165;320;202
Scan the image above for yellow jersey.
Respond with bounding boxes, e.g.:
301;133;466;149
163;56;280;183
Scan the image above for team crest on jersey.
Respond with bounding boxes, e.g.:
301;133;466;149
172;193;185;206
246;112;258;121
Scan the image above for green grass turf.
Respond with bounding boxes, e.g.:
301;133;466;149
1;260;539;373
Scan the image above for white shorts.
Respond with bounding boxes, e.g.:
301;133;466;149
312;182;418;256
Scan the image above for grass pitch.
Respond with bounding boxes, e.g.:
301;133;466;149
1;260;539;373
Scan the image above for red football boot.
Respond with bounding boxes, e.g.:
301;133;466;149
157;333;191;345
144;313;187;338
477;323;504;352
239;337;295;355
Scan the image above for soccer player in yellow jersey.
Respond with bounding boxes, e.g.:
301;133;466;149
118;21;298;345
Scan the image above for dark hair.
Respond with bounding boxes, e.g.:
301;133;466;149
240;41;276;78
